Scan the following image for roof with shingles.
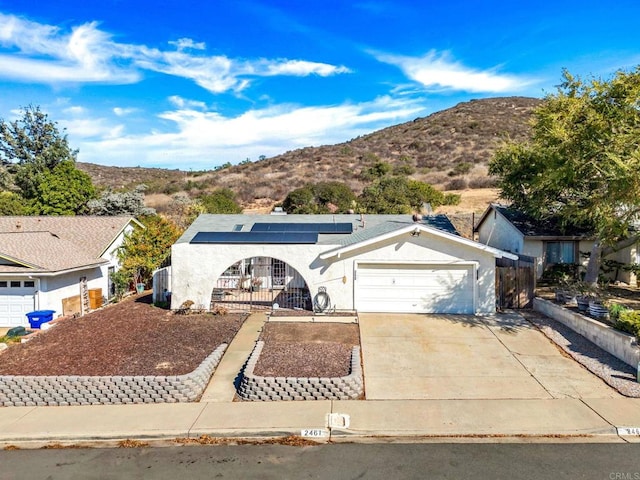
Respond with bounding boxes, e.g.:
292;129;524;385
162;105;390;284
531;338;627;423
476;204;592;238
0;216;139;274
177;213;459;246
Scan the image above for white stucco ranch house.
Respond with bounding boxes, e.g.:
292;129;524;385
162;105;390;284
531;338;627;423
0;216;142;327
475;203;639;283
170;213;517;315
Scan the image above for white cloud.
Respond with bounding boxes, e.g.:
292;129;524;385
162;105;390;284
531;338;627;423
376;50;532;93
63;106;86;115
168;96;207;110
0;14;140;84
0;13;350;92
168;37;206;51
75;96;425;168
260;59;351;76
113;107;138;116
63;117;124;139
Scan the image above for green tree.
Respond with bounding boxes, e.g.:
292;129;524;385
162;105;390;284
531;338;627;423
31;160;96;215
311;182;356;212
199;188;242;213
282;185;315;213
117;215;183;287
489;67;640;284
0;105;78;199
0;191;27;215
361;160;391;180
282;182;356;214
358;177;455;214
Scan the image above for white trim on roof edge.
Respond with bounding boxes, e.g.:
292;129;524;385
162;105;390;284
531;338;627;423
98;217;145;258
0;253;41;270
0;260;109;277
319;223;519;261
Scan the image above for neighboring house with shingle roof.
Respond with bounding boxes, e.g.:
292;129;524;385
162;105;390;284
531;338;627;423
0;216;143;327
171;213;516;315
475;204;638;283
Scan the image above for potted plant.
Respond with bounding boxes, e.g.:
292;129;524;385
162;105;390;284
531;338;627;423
555;277;576;305
250;277;263;292
588;298;610;319
134;270;145;294
572;281;598;313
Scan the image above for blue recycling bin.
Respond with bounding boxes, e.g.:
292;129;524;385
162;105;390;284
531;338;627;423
26;310;56;329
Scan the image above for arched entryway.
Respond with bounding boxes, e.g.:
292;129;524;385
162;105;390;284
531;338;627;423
211;257;312;312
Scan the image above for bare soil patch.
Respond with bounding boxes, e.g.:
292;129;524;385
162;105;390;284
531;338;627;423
0;294;246;376
253;322;360;378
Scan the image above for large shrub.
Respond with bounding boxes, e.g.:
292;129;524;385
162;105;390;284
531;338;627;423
614;310;640;340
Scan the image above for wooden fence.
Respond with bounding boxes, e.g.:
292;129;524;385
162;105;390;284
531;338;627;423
496;256;536;309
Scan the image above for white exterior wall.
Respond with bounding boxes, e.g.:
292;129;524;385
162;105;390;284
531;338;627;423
603;242;637;284
0;221;135;325
477;212;524;254
102;223;135;268
171;232;500;314
33;223;135;316
520;239;544;278
38;268;104;317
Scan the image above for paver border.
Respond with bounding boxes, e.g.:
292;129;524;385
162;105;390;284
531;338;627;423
0;344;227;407
238;341;363;401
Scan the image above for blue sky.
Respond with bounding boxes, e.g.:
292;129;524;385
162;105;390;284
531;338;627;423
0;1;638;170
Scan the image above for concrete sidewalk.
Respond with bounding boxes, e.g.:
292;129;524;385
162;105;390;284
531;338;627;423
1;398;640;445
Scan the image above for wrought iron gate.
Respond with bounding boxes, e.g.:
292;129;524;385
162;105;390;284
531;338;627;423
211;257;312;312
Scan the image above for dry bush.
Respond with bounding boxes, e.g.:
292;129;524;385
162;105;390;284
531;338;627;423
211;305;229;315
445;178;468;190
468;176;498;188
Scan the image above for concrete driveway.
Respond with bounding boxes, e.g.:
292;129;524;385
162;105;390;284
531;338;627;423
358;312;622;400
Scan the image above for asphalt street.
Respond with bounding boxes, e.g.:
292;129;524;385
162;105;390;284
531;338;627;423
1;443;639;480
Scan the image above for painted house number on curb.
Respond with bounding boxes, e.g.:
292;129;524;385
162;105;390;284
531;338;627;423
617;427;640;436
301;429;329;438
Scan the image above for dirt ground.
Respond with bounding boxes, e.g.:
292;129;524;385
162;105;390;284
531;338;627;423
0;294;246;376
254;322;360;378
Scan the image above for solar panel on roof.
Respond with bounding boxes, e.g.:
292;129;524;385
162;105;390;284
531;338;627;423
250;222;353;234
190;231;318;244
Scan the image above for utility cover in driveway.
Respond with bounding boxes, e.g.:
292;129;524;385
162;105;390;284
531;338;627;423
355;263;474;314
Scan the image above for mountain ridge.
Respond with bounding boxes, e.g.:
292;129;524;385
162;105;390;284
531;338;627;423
78;96;541;210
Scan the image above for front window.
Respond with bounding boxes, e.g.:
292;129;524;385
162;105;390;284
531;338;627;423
545;241;576;265
222;261;242;277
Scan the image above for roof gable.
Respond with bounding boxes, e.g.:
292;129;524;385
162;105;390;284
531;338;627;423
476;204;592;239
0;231;107;272
320;222;517;261
0;216;140;273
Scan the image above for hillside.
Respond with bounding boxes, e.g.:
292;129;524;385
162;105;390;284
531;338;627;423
78;96;541;213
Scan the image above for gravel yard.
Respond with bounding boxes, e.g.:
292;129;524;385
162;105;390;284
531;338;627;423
0;294;246;377
253;322;360;378
521;310;640;397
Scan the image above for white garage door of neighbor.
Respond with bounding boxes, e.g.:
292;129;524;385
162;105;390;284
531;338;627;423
354;263;475;314
0;287;35;327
